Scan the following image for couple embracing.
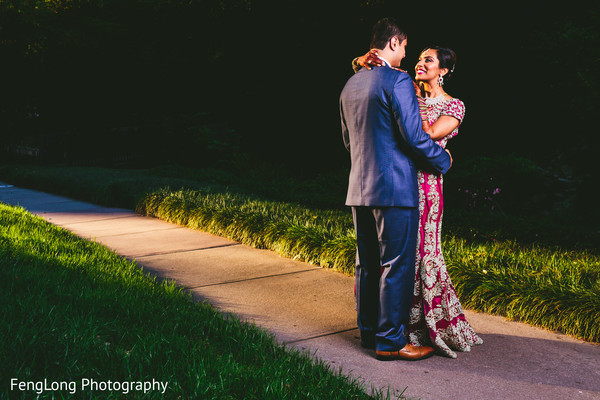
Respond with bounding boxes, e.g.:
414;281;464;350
340;17;482;360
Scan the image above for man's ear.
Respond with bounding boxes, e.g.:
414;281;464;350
389;36;398;50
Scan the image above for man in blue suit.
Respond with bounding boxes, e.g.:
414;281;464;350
340;17;452;361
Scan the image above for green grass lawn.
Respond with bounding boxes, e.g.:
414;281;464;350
1;163;599;344
0;203;400;399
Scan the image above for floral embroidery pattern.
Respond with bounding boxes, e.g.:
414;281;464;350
408;98;483;358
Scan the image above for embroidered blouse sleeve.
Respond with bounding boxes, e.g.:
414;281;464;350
441;99;465;139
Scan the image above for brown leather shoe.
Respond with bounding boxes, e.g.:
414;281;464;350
375;344;434;361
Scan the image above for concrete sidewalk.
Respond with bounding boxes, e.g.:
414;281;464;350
1;182;599;400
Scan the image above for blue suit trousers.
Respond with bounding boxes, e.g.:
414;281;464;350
352;206;418;352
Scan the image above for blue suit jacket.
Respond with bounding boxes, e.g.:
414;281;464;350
340;66;451;207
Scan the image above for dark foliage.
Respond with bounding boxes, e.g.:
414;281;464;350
1;1;598;227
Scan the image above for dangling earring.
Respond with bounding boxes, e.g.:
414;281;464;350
438;74;444;86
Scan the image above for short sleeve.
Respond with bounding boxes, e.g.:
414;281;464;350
440;98;465;141
441;98;465;123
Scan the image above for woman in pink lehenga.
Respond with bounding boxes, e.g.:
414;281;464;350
408;46;482;358
354;46;482;358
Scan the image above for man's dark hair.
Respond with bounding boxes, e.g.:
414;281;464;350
370;17;406;50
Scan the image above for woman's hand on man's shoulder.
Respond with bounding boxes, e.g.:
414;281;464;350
356;49;385;70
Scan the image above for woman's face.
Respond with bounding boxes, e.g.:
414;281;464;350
415;49;444;82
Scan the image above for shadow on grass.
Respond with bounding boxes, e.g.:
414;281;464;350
0;204;383;399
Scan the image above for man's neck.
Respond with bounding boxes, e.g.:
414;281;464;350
377;55;392;67
375;49;399;68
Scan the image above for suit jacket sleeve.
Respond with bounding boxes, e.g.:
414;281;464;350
391;73;451;175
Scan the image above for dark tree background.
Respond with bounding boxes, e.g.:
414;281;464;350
1;1;597;184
